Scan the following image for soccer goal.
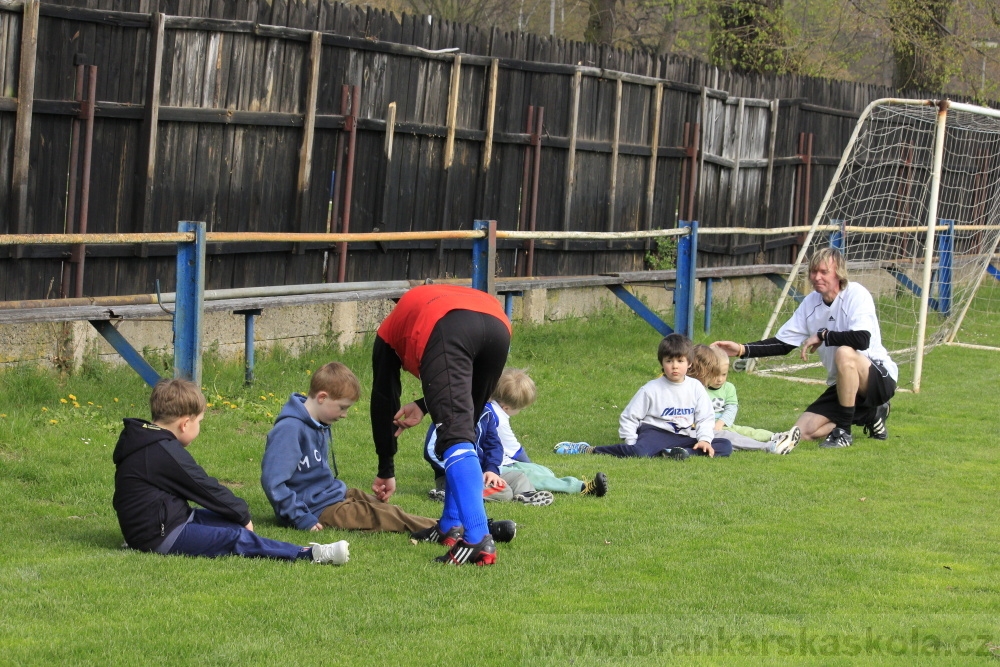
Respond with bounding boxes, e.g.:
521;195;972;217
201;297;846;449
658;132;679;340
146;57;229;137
754;98;1000;393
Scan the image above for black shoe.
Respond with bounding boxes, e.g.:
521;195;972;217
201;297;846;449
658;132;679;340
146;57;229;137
657;447;690;460
410;522;462;547
581;472;608;497
514;490;554;506
819;427;853;448
863;402;890;440
487;518;516;543
435;534;497;566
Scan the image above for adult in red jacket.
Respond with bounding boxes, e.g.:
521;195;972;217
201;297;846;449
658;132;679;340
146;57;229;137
370;284;511;565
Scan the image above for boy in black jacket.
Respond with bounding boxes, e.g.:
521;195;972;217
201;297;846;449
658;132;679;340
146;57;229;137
112;378;348;565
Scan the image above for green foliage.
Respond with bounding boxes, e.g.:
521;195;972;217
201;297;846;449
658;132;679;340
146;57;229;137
644;236;678;270
1;305;999;664
709;0;800;73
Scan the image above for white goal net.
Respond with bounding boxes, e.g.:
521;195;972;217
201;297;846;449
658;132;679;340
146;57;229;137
755;99;1000;392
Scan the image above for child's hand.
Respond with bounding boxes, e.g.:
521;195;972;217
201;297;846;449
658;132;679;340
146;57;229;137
693;440;715;458
310;523;323;532
483;472;506;489
714;419;726;432
244;521;254;532
392;402;425;437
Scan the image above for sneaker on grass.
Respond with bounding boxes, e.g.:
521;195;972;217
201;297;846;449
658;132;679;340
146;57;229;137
767;426;801;454
310;540;350;565
514;490;554;506
435;534;497;566
863;402;890;440
581;472;608;497
427;488;446;502
488;518;517;543
819;427;853;449
656;447;690;460
410;522;462;546
553;441;593;455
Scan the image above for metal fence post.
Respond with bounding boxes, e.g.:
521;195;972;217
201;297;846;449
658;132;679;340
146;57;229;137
675;222;692;337
937;219;954;315
471;220;496;295
686;220;698;338
174;221;206;384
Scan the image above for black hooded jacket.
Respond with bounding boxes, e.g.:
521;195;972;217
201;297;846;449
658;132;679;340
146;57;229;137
112;418;251;551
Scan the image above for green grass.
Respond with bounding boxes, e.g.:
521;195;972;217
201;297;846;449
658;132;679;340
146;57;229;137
1;306;999;665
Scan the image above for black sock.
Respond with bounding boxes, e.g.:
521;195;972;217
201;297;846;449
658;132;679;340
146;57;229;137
833;404;855;432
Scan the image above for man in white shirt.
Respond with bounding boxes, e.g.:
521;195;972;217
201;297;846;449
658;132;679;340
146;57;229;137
715;248;896;450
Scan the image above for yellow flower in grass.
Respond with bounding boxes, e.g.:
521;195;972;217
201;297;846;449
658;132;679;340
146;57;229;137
0;413;6;418
60;398;68;404
72;402;80;409
260;396;267;401
206;403;214;408
49;419;58;425
68;394;77;401
87;401;94;406
41;407;48;412
113;397;119;403
305;370;312;375
230;404;238;410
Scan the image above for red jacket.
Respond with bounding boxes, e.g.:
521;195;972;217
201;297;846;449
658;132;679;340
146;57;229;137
377;284;510;377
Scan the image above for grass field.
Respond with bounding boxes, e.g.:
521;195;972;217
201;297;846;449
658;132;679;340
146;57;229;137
1;304;998;665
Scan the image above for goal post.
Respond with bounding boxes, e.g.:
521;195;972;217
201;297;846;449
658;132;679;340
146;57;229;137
754;98;1000;393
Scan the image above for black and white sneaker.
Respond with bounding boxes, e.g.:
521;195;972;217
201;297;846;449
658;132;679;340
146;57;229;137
657;447;690;460
819;427;853;448
581;472;608;497
410;522;462;546
514;490;554;506
487;518;517;543
863;402;890;440
427;488;446;502
435;534;497;566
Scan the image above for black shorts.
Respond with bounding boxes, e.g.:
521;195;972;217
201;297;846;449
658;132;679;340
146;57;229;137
805;359;896;425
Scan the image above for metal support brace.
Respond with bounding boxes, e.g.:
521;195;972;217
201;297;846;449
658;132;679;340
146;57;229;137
606;284;673;336
234;308;263;385
174;221;206;384
703;278;714;334
89;320;162;387
988;264;1000;282
766;274;806;304
471;219;497;295
502;292;521;321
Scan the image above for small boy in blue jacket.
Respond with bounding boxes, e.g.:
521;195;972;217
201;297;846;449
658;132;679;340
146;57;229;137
261;362;437;534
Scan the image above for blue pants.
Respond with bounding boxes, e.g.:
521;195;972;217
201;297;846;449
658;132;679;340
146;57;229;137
167;510;304;561
593;423;732;458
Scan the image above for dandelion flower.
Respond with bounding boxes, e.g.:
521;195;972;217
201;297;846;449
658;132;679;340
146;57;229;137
41;407;48;412
49;419;58;425
206;403;214;408
60;398;68;404
113;397;119;403
230;404;238;409
266;412;273;418
260;396;267;401
0;414;6;418
73;402;80;408
305;370;312;375
68;394;77;401
87;401;94;405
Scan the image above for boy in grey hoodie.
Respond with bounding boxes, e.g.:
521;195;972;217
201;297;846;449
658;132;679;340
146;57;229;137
261;362;437;534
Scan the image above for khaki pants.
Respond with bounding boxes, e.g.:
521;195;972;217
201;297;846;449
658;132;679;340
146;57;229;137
317;488;437;533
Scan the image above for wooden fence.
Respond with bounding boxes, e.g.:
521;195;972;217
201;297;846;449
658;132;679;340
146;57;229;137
0;0;985;301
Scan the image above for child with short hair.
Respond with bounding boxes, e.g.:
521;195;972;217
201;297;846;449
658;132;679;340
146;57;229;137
424;368;608;503
261;361;439;534
689;345;800;454
112;379;348;565
554;333;732;459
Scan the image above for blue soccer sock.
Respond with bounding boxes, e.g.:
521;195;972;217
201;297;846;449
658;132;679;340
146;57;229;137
439;477;461;533
443;442;489;544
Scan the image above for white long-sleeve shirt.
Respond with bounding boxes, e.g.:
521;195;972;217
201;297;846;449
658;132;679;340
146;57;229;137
619;375;716;445
490;400;527;467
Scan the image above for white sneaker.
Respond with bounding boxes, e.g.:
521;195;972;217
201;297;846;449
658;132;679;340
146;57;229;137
310;540;350;565
768;426;801;455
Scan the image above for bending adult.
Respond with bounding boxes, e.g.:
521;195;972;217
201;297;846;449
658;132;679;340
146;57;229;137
715;247;896;449
370;284;511;565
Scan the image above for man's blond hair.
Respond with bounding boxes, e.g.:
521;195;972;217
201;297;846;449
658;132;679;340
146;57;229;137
309;362;361;401
150;378;206;423
492;368;537;411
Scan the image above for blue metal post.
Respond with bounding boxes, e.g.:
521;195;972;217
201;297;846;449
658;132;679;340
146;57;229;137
89;320;162;387
472;219;488;293
504;293;516;321
703;277;713;334
937;219;953;315
686;221;698;338
234;308;262;385
174;221;206;384
674;223;692;338
829;219;844;250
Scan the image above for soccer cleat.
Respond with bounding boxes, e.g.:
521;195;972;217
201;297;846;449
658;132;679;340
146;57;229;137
657;447;690;460
410;522;463;546
487;518;517;543
553;441;593;455
863;402;890;440
819;427;853;449
768;426;801;455
427;488;446;502
310;540;350;565
581;472;608;497
514;490;554;506
435;534;497;566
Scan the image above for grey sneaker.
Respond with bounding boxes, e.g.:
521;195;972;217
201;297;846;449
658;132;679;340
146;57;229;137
863;402;890;440
514;490;554;506
768;426;801;454
427;488;446;502
819;427;853;448
310;540;350;565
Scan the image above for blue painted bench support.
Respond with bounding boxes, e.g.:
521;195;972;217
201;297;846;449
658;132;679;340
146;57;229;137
174;221;206;384
234;308;263;385
89;320;162;387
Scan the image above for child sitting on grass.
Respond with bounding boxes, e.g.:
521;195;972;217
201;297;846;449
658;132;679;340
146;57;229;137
261;361;439;535
424;368;608;503
553;333;732;459
112;378;348;565
689;345;800;454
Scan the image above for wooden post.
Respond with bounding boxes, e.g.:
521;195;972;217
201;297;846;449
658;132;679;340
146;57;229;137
726;97;745;228
481;58;498;171
697;86;708;232
644;82;663;233
562;69;581;249
378;101;396;228
135;11;165;244
294;30;323;245
443;54;462;169
762;99;779;235
10;0;39;239
607;77;622;246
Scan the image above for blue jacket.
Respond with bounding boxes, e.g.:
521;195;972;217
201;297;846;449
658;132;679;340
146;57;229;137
261;394;348;530
424;403;504;477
